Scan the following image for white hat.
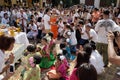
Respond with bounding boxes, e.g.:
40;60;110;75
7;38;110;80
60;55;65;60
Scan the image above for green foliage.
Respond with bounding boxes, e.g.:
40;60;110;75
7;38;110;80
100;0;117;7
72;0;80;5
52;0;79;8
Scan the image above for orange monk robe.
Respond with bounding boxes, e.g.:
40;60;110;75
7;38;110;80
50;16;58;39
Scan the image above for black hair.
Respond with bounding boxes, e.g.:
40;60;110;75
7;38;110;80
33;55;41;64
0;35;15;50
75;51;90;68
103;10;110;15
76;63;97;80
63;22;67;25
42;38;48;42
37;17;42;22
65;25;74;32
79;20;84;25
27;44;36;52
94;8;98;11
30;15;34;19
34;12;38;15
60;43;66;49
45;8;50;14
4;13;8;17
63;50;67;55
48;32;54;38
83;44;92;56
57;54;62;61
90;41;96;50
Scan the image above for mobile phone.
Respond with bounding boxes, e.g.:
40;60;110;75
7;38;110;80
9;64;14;73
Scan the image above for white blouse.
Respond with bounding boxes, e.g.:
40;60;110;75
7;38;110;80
0;50;5;73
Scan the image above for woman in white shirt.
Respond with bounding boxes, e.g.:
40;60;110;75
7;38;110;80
90;41;104;74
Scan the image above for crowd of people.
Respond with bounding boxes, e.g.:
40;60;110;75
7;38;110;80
0;4;120;80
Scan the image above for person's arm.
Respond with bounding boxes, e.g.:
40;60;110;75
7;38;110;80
1;18;5;24
2;72;14;80
86;30;92;40
0;64;10;74
0;53;14;74
107;32;120;65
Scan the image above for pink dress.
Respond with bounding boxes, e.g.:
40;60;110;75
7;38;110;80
69;68;79;80
47;59;69;80
57;59;69;79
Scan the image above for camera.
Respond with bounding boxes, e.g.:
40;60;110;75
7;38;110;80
9;64;15;73
113;31;119;37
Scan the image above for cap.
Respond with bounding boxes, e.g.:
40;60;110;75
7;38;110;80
60;55;65;60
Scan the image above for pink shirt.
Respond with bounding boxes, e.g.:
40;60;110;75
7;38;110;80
69;68;79;80
57;59;69;79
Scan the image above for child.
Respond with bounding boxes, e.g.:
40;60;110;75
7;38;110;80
23;55;41;80
60;42;75;60
21;44;39;78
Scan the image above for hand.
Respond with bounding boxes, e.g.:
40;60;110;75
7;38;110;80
7;72;14;77
9;53;15;64
107;32;115;41
85;30;89;34
3;72;14;80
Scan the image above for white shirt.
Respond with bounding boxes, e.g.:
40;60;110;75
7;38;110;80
43;14;50;29
72;13;79;22
90;50;104;74
86;13;91;20
0;50;5;73
1;18;9;25
95;19;120;44
38;12;43;18
70;31;77;45
29;23;38;32
37;22;43;30
17;12;28;26
81;25;89;40
0;11;7;18
58;21;64;33
90;29;98;42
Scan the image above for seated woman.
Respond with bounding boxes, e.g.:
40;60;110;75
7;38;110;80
90;41;104;74
48;32;56;61
23;55;41;80
69;63;97;80
60;42;75;60
47;54;69;80
39;38;55;69
69;44;96;80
